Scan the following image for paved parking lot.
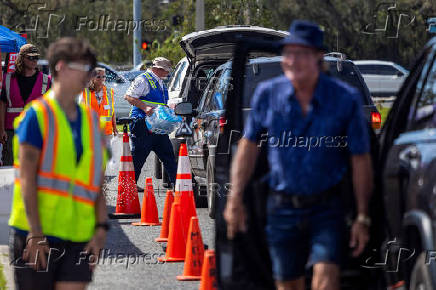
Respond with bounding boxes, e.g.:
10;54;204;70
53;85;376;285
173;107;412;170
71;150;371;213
90;152;214;290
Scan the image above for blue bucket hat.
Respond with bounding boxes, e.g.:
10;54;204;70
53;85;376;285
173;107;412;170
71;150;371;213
280;20;328;51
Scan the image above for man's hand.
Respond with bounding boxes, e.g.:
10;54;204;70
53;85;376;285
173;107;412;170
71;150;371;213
22;234;50;271
224;195;247;239
349;221;369;257
0;130;7;144
144;106;155;116
84;228;106;271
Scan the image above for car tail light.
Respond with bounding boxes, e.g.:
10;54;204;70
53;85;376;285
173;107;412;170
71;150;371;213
371;111;381;129
219;117;227;133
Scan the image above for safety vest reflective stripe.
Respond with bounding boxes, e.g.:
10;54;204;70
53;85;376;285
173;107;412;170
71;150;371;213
37;175;97;204
87;107;102;187
84;89;91;105
143;72;157;89
37;99;56;173
6;108;23;113
104;87;114;118
141;99;166;106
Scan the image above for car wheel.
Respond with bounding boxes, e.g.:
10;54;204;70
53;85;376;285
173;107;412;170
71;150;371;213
206;158;216;218
410;253;433;290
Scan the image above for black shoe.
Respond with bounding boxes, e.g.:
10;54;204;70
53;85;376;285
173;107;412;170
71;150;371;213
136;186;144;192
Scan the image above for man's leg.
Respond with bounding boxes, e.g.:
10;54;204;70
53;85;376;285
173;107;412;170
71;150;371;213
266;195;310;290
308;197;345;290
129;119;152;183
131;136;148;183
311;263;340;290
152;134;177;186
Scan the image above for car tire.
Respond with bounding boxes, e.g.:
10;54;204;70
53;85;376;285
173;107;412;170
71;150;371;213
410;253;433;290
206;158;217;219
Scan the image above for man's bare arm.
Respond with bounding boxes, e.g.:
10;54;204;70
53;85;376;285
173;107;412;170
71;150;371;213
124;95;152;112
229;138;260;201
19;143;43;235
351;153;373;215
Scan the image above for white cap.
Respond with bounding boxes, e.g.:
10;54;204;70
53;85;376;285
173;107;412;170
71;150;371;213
152;57;172;72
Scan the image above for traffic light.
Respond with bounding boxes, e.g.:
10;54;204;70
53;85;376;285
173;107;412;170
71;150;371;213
141;40;151;51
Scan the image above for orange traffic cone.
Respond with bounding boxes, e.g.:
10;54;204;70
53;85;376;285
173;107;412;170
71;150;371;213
155;190;174;242
109;129;141;219
158;203;186;262
177;217;204;281
132;178;161;226
199;250;217;290
174;142;197;240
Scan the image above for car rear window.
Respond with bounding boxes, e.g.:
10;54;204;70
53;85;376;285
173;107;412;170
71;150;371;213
326;61;370;103
242;61;282;107
238;60;370;108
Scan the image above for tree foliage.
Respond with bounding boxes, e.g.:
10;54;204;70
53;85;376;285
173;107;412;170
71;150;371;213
1;0;434;69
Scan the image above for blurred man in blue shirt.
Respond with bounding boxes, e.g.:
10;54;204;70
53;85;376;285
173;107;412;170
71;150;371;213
224;20;373;290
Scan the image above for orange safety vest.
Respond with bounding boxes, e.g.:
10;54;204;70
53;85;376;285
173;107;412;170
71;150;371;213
82;86;114;135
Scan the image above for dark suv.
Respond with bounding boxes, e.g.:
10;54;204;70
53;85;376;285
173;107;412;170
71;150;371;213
175;40;385;290
378;38;436;289
187;54;380;218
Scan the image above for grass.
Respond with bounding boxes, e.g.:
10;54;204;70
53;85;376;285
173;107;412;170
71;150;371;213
378;106;391;127
0;264;6;290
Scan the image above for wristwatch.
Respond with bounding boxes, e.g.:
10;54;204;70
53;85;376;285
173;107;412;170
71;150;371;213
356;214;371;227
95;222;110;231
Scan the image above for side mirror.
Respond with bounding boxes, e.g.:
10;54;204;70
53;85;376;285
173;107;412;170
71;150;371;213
396;71;404;77
175;102;197;117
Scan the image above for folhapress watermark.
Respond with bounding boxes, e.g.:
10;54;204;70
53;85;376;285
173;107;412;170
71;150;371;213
74;15;167;34
77;249;165;269
258;131;348;151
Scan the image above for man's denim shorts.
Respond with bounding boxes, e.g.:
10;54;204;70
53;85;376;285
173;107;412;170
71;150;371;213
265;193;346;281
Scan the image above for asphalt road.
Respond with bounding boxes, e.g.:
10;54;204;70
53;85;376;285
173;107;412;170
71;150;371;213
89;150;214;290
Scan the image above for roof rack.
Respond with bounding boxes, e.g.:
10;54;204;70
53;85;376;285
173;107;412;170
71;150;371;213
324;52;347;60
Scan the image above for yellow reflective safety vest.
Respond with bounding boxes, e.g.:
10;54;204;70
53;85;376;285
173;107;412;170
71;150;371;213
9;90;107;242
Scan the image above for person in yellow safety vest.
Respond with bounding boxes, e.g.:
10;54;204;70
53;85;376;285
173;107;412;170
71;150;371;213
8;37;108;290
80;67;118;138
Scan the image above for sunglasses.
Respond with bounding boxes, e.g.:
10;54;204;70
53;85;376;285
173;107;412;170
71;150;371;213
67;62;93;73
25;55;39;61
95;75;106;79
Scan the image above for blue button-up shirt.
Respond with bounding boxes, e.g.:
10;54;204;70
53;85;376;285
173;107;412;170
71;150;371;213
244;73;370;195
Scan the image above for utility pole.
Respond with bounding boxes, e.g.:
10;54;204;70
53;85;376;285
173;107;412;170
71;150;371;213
133;0;141;67
195;0;204;31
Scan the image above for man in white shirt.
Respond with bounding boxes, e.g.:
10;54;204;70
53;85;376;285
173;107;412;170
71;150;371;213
124;57;177;191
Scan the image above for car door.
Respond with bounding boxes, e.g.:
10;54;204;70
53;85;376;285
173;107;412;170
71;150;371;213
189;69;222;177
382;47;435;239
